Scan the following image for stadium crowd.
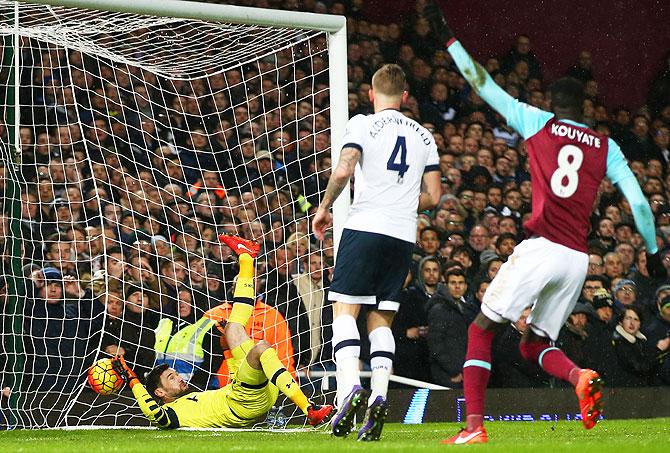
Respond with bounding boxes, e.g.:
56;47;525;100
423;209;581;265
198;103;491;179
1;0;670;396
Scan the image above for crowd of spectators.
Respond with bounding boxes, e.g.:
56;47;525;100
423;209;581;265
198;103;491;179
1;0;670;397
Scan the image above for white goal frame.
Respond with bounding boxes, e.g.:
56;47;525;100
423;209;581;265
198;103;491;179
15;0;351;246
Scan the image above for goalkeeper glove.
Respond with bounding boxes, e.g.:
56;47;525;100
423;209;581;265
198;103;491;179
646;250;667;280
111;356;140;389
424;1;455;46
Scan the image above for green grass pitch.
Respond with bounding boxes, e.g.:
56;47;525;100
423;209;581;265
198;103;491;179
2;419;668;452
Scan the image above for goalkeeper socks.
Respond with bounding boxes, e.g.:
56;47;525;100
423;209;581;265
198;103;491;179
260;348;309;414
368;326;394;405
332;314;361;408
462;322;495;431
520;340;579;386
229;254;255;326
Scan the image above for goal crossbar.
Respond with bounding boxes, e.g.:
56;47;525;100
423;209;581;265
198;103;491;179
18;0;346;32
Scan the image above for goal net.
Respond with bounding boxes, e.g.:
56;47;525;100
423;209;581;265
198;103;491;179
0;0;347;428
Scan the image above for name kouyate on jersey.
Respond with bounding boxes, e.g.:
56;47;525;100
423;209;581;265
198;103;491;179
341;110;439;243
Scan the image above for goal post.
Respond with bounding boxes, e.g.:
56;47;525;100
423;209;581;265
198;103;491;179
22;0;351;249
18;0;351;239
1;0;349;428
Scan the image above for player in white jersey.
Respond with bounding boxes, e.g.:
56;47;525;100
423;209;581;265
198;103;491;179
313;64;441;441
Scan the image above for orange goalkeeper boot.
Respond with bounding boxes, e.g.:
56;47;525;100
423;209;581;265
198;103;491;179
307;404;334;426
575;369;604;429
441;426;488;445
219;234;260;258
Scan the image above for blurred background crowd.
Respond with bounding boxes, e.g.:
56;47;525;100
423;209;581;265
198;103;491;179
1;0;669;395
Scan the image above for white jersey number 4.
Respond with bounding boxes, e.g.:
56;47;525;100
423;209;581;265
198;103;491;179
550;144;583;198
387;136;410;183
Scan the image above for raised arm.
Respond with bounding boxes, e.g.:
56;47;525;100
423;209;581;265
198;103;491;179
427;4;552;138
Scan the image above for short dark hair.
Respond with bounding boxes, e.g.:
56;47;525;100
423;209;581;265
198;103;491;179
496;232;517;248
618;304;644;324
420;226;440;239
550;77;585;113
584;274;608;285
145;363;169;403
445;268;466;281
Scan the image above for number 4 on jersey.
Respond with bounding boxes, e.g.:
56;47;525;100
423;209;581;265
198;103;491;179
387;136;410;182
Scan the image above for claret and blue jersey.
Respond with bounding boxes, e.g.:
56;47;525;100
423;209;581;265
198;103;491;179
446;40;657;254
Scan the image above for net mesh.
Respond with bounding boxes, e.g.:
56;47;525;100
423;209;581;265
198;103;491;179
0;0;337;428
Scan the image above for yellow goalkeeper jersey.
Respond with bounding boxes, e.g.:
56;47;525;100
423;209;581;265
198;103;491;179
132;359;278;429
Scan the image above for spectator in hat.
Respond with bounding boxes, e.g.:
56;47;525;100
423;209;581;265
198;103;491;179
23;266;101;391
613;279;638;314
584;288;619;381
641;291;670;354
590;288;616;327
641;293;670;385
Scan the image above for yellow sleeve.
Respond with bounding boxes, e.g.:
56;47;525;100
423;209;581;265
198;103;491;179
131;382;180;429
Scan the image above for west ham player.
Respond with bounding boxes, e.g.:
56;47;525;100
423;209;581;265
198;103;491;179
312;64;441;440
426;6;666;445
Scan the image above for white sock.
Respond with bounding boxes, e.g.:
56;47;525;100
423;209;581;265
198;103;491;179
332;314;361;408
368;326;394;405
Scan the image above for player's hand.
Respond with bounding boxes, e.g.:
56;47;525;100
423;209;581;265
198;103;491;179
646;251;666;279
312;207;332;241
424;1;455;46
111;355;139;388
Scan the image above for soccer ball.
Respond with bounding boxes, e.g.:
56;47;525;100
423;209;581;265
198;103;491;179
87;358;123;395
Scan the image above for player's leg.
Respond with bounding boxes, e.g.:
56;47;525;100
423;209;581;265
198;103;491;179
247;340;332;425
218;234;259;365
219;234;259;345
328;229;380;435
356;234;414;441
440;311;505;445
332;301;364;406
330;301;370;437
356;309;394;442
444;239;543;445
519;245;601;429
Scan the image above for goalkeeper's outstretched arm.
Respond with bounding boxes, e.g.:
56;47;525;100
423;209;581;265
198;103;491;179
112;356;179;429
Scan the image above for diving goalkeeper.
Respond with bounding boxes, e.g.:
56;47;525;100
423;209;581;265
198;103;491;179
112;235;332;429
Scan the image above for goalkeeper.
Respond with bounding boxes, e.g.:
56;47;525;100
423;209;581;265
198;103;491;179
112;235;332;428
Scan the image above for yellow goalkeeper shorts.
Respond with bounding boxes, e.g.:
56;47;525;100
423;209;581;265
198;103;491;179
220;359;279;428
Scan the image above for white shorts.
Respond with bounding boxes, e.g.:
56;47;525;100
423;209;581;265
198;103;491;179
481;236;588;341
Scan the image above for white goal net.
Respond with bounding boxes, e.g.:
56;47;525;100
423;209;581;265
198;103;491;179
0;0;346;428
